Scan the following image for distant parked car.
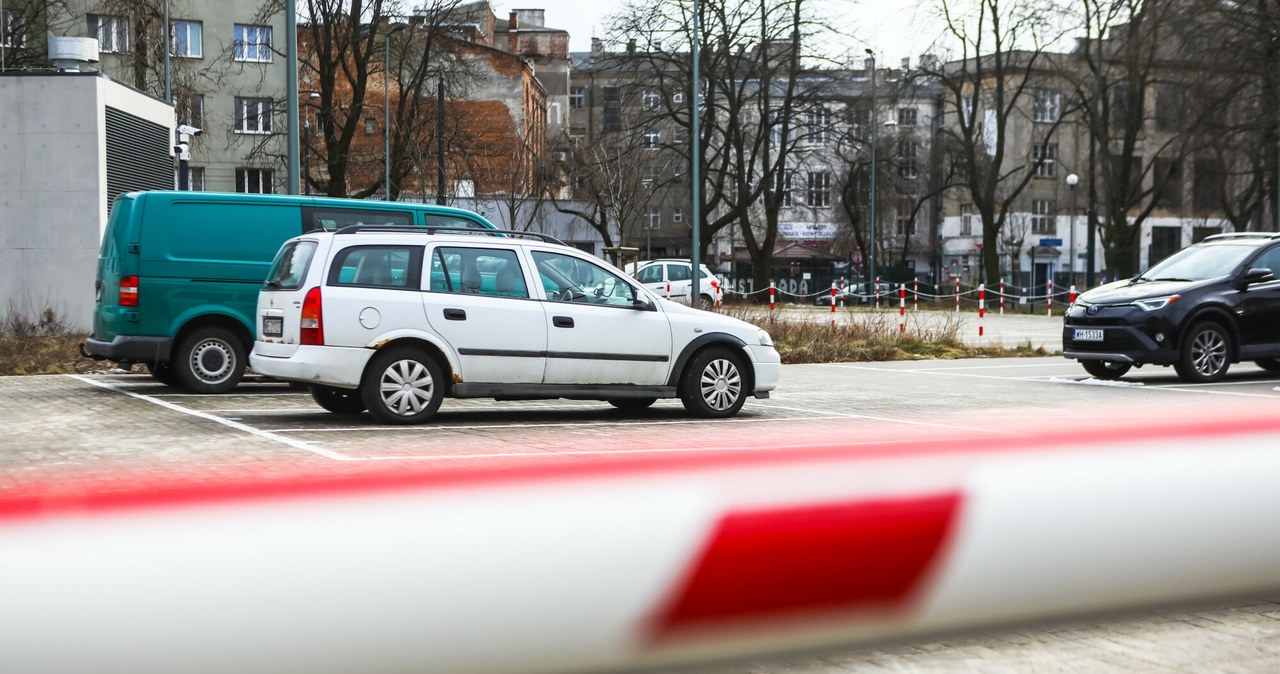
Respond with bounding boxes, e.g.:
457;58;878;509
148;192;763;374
1063;233;1280;382
626;259;724;309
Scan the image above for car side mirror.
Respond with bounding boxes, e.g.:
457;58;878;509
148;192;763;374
1244;267;1275;285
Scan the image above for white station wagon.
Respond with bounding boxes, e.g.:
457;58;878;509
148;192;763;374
250;226;781;424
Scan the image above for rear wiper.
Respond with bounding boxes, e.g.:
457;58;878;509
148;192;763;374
263;280;281;289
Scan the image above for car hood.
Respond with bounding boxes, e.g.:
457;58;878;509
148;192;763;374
659;297;767;342
1078;278;1215;305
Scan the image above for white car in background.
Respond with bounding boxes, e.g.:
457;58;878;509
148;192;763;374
626;259;724;308
250;227;779;425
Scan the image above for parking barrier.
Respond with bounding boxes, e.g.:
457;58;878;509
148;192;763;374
875;277;882;310
830;282;837;327
5;413;1280;674
999;279;1006;316
954;277;961;312
898;284;906;334
1047;279;1054;316
769;282;776;316
913;277;919;312
978;283;986;340
1069;284;1077;306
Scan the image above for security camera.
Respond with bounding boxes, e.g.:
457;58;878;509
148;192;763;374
177;124;203;137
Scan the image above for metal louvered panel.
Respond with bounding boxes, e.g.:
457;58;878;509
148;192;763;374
104;107;173;214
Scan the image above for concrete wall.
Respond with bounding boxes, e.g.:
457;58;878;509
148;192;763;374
0;72;173;331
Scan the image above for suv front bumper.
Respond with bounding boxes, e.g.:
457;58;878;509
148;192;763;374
1062;305;1179;365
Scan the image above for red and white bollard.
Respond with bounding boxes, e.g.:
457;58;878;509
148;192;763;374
899;284;906;334
1069;284;1077;306
769;282;776;317
838;278;845;309
978;283;986;341
875;277;882;311
830;282;837;327
999;279;1006;316
954;277;961;313
912;277;919;312
1047;279;1054;317
665;281;671;301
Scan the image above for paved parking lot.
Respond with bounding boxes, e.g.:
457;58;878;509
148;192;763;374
3;356;1280;672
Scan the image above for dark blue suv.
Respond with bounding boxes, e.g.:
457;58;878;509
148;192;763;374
1063;233;1280;382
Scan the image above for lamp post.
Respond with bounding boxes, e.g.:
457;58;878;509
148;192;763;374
866;49;877;293
384;24;406;202
1067;173;1079;287
690;1;701;307
303;92;320;195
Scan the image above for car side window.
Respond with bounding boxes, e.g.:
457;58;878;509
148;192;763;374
534;251;637;307
667;263;691;282
429;247;528;298
1251;247;1280;279
636;265;664;284
328;245;422;289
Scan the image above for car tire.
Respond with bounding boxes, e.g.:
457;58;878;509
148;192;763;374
173;326;246;394
1256;358;1280;372
147;361;183;388
608;397;657;412
1081;360;1131;380
697;294;715;310
679;346;748;418
1175;322;1232;383
310;385;367;415
361;347;445;425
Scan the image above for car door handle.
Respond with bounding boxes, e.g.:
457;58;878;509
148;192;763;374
444;308;466;321
553;316;574;328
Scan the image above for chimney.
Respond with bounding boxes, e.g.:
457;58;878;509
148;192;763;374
627;38;636;55
508;11;518;53
591;37;604;58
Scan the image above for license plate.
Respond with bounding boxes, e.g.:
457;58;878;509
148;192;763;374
1073;328;1104;342
263;316;283;337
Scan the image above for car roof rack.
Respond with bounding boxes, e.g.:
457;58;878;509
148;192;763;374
1202;232;1280;242
334;225;566;245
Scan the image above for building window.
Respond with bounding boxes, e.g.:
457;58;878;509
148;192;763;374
178;93;204;127
364;116;377;135
178;166;206;191
898;141;919;180
642;128;660;149
1154;158;1183;208
1155;83;1184;131
88;14;128;53
807;171;831;208
960;204;974;236
603;107;620;132
171;20;202;58
234;97;273;134
1032;143;1057;178
896;198;916;236
1033;89;1060;123
774;170;794;207
807;106;832;145
602;86;620;103
672;90;684;104
236;168;274;194
1194;159;1224;210
233;24;272;62
2;9;26;48
568;127;585;145
569;86;585;109
644;208;661;229
642;88;661;111
897;107;917;127
1031;199;1056;234
673;208;683;223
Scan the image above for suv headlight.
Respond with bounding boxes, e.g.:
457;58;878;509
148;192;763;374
757;329;774;347
1133;295;1179;311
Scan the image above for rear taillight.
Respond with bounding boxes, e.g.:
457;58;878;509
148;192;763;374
119;276;139;307
300;286;324;346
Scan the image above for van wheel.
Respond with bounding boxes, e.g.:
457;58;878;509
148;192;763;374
1175;322;1232;383
310;385;367;415
361;347;444;425
174;326;247;394
147;361;183;388
679;347;747;418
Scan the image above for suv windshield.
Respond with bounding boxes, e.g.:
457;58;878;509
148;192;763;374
1138;244;1254;282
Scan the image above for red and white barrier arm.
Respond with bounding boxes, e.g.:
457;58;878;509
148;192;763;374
4;415;1280;674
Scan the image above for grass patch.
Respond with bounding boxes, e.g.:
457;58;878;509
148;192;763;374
0;309;110;375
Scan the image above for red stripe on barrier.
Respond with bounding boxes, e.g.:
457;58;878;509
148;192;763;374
652;493;962;636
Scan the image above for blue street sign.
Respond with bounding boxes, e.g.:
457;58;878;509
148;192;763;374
1039;238;1064;246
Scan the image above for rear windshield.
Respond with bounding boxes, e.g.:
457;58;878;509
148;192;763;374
264;240;317;290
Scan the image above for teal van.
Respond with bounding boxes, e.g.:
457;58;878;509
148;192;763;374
83;191;499;393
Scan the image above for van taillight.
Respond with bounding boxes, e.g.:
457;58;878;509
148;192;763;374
300;286;324;346
119;276;139;306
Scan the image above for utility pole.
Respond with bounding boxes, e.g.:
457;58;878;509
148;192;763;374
866;49;877;294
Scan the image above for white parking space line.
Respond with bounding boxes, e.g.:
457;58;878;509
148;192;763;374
761;404;1024;436
823;363;1070;382
68;375;350;461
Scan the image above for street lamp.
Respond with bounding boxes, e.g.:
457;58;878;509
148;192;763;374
1067;173;1079;287
866;48;877;292
303;91;320;195
384;23;407;202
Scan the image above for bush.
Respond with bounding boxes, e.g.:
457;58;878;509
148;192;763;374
0;308;106;375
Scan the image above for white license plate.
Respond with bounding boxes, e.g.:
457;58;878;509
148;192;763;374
1073;328;1104;342
263;316;283;337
